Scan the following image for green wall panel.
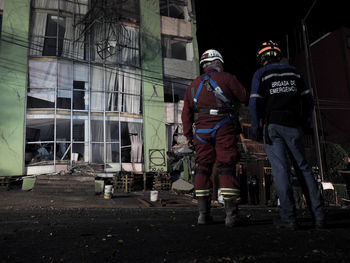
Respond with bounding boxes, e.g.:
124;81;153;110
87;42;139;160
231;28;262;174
140;0;167;172
191;12;200;76
0;0;30;176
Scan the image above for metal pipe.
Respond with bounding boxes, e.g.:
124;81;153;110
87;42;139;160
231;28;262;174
118;71;122;169
301;18;324;182
71;2;75;166
103;14;107;171
54;1;60;171
88;0;92;164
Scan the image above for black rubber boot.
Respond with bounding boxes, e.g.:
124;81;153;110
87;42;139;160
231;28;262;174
197;199;212;225
224;198;238;227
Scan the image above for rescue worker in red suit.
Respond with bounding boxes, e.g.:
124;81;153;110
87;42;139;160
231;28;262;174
182;49;248;227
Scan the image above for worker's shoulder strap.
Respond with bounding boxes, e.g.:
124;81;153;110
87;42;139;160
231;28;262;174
192;72;223;111
192;73;208;111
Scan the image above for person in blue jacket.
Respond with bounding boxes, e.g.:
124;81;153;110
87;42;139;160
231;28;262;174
249;40;325;229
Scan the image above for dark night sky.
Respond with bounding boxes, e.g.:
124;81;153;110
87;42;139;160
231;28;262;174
193;0;350;89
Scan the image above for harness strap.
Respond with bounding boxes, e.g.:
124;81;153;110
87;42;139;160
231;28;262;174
193;72;233;111
196;108;234;115
193;81;203;111
195;116;231;145
193;73;213;111
192;73;242;144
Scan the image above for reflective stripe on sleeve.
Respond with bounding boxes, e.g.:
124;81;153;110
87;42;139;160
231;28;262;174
301;89;311;96
250;94;263;99
261;72;301;82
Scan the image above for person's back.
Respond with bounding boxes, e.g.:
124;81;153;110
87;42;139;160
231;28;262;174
182;49;248;227
251;62;311;129
249;40;325;230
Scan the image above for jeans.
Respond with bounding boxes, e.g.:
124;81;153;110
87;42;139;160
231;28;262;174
264;124;325;222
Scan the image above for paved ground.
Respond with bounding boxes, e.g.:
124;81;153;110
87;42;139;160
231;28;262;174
1;188;350;263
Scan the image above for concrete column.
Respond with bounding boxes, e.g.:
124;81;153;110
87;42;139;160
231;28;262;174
0;0;30;176
139;0;167;172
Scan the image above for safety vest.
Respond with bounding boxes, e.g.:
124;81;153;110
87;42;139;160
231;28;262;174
192;73;240;145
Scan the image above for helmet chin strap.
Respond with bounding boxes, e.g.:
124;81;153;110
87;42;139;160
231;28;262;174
202;60;223;72
262;60;269;66
213;66;222;72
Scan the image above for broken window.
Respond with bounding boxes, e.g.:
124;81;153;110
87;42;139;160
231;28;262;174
160;0;186;19
26;119;54;142
92;65;142;114
106;92;118;112
56;118;71;160
72;119;88;162
43;15;66;56
163;77;189;102
163;77;189;152
57;60;72;109
56;142;71;160
162;36;190;60
57;95;71;109
91;120;103;143
91;143;104;163
117;66;142;114
56;119;71;142
89;118;121;163
73;120;85;142
62;16;85;60
106;120;120;163
91;119;103;163
25;143;55;164
73;64;89;111
72;143;88;162
73;81;86;110
30;11;85;59
121;122;143;163
121;122;131;162
27;90;55;109
27;59;57;109
30;12;47;56
80;0;140;64
106;120;119;143
90;92;104;111
25;119;55;164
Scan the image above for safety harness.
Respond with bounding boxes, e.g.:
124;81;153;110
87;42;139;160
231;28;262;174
192;73;240;145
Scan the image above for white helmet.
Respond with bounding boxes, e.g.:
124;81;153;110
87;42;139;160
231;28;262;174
200;49;224;65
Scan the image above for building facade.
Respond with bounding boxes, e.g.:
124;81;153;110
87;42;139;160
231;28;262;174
0;0;199;176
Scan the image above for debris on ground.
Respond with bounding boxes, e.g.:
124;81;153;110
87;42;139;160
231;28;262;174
171;178;194;193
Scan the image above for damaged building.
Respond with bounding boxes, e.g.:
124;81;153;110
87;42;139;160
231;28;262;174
0;0;287;204
0;0;324;206
0;0;199;178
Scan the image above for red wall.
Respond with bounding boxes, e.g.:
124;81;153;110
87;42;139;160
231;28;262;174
290;27;350;144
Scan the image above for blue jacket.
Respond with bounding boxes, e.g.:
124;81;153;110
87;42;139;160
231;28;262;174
249;62;314;137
